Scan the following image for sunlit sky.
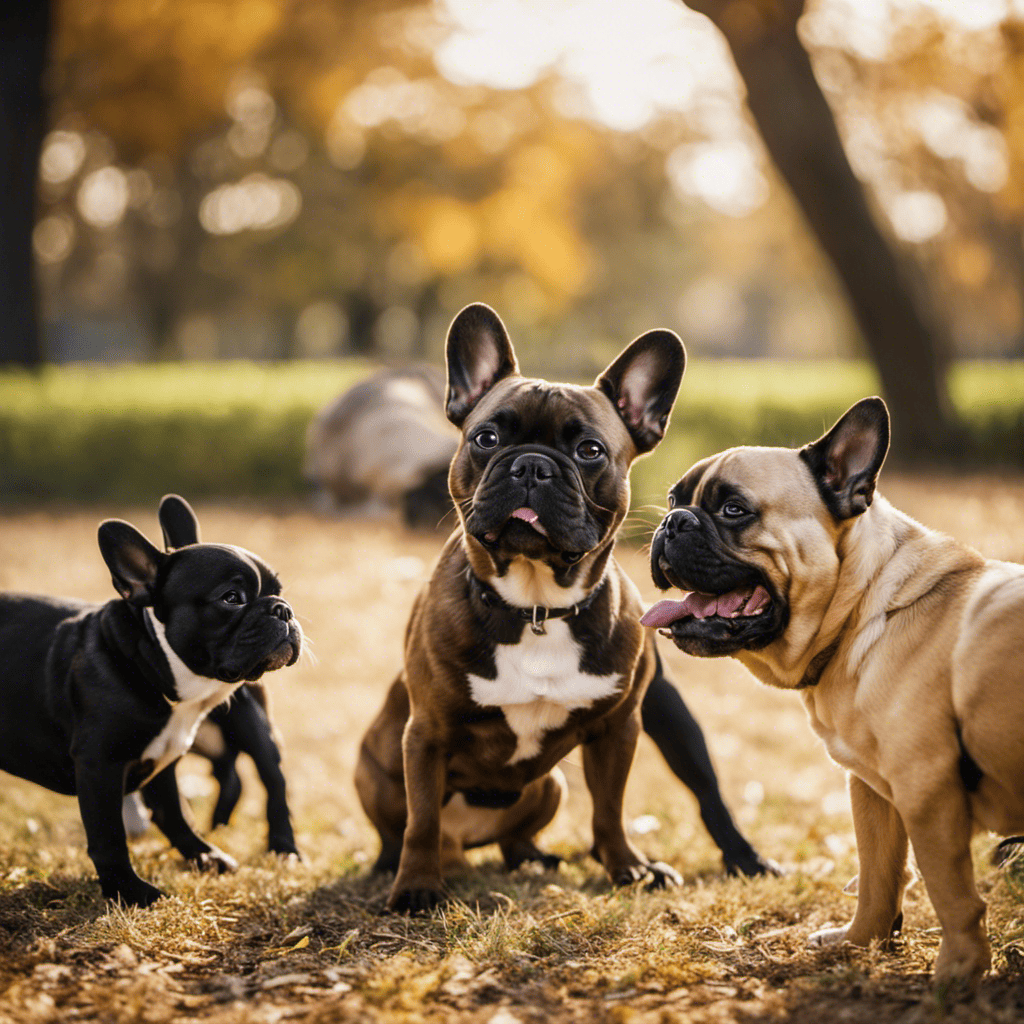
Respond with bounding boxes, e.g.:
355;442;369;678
435;0;1023;129
430;0;1018;228
435;0;735;133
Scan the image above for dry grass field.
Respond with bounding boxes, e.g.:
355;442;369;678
3;476;1024;1023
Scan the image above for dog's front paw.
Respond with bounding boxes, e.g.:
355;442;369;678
934;932;990;996
190;847;238;874
609;860;681;889
275;850;303;869
268;835;301;858
610;862;649;886
644;861;683;889
501;838;562;873
810;912;903;950
724;849;783;878
387;885;445;915
104;876;165;908
808;924;851;948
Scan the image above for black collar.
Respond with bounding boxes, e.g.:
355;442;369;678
468;570;607;635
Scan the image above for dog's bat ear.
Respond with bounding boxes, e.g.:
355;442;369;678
800;397;890;519
597;329;686;454
98;521;164;603
158;494;201;549
445;303;519;427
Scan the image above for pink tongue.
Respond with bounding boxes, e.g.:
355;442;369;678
640;585;771;628
640;599;696;628
510;507;548;536
716;590;749;617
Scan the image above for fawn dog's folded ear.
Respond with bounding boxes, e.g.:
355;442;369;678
800;397;890;519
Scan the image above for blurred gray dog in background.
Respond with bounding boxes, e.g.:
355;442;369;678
304;365;457;530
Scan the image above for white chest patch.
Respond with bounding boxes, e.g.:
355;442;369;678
140;610;240;786
467;619;622;763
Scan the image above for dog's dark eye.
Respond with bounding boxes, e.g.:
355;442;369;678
576;439;605;461
474;429;499;450
220;590;245;605
667;494;676;509
721;501;748;519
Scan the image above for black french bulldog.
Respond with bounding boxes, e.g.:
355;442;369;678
0;495;303;906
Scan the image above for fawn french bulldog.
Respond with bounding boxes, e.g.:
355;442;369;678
644;397;1024;989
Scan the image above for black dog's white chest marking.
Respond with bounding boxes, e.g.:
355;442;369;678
467;619;621;763
141;610;240;786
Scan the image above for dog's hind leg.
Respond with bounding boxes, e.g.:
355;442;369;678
355;736;407;875
372;834;404;874
209;752;243;829
810;774;911;949
356;679;413;875
209;688;298;855
497;770;566;871
641;655;778;876
189;715;243;830
142;764;237;875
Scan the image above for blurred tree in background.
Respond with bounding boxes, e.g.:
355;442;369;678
0;2;50;368
13;0;1024;456
688;0;953;454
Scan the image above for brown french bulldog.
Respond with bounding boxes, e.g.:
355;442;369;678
356;303;686;912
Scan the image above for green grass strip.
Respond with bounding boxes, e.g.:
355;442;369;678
0;360;1021;505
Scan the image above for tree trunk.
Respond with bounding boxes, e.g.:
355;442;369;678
0;2;50;367
684;0;957;460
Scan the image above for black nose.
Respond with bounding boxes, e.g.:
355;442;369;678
662;508;700;539
270;598;293;622
510;452;558;483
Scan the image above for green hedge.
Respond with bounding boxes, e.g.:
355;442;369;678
1;359;1021;505
0;361;369;502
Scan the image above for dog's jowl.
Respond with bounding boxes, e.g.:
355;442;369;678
0;495;303;906
644;397;1024;990
356;302;686;913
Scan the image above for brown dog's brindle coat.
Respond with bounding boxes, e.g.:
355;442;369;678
357;303;685;912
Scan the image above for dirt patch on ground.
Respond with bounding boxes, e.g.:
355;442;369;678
1;475;1024;1022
